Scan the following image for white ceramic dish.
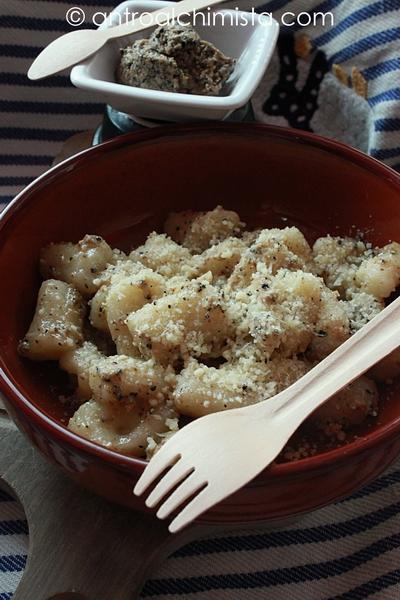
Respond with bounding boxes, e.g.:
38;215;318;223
70;0;279;122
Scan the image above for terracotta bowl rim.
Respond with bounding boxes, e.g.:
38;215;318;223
1;121;400;481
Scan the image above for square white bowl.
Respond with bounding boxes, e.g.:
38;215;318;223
70;0;279;122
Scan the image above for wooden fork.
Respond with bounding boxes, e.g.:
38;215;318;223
134;296;400;532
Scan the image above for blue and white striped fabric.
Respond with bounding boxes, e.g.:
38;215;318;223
1;0;400;207
142;462;400;599
1;460;400;598
1;1;400;598
251;0;400;169
0;488;27;600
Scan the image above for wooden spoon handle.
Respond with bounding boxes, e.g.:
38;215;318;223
0;418;204;600
108;0;227;38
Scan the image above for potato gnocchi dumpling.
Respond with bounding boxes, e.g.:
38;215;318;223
129;232;192;278
355;243;400;300
313;236;400;301
228;227;314;290
187;237;247;281
87;354;175;408
59;341;104;400
19;279;85;361
247;270;325;358
126;276;232;364
308;288;350;360
105;270;165;356
310;376;379;428
40;234;119;296
164;205;244;253
20;207;400;459
69;399;178;456
174;354;309;417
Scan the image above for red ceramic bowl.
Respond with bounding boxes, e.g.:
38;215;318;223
1;123;400;525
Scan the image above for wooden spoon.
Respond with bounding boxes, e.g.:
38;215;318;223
28;0;226;80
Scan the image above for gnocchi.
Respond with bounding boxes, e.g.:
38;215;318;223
40;234;119;296
19;280;85;361
20;207;400;459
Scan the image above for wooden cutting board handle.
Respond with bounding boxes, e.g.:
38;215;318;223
0;417;211;599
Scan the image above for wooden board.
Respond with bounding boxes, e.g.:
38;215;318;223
0;416;217;600
0;134;224;599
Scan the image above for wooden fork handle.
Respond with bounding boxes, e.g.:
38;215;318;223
270;296;400;423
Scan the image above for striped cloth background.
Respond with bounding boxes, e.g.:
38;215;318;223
1;461;400;599
1;0;400;208
1;0;400;598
